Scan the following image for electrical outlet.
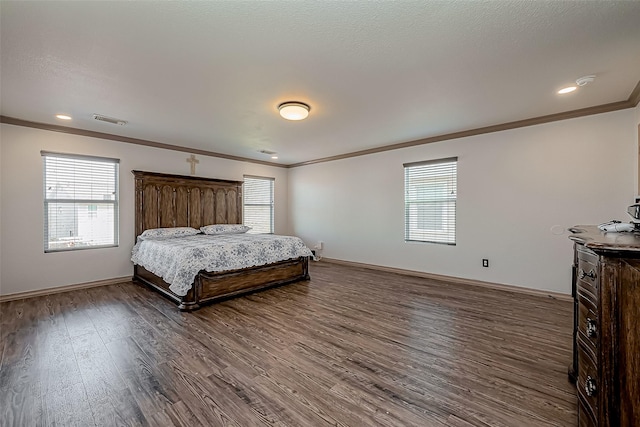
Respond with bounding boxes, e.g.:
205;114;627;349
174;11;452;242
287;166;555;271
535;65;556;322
318;241;324;250
482;259;489;268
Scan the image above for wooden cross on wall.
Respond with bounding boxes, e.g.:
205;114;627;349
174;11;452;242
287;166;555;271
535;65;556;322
186;154;199;175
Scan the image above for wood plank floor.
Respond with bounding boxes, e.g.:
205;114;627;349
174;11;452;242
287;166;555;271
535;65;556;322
0;262;577;427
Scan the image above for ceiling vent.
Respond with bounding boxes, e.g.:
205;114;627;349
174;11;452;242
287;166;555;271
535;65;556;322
576;75;596;86
259;149;277;155
93;114;127;126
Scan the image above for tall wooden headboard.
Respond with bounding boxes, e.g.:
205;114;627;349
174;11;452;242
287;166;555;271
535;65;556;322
133;170;243;238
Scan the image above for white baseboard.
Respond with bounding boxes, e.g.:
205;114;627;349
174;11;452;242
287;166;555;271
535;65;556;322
1;261;573;303
0;276;132;303
321;258;572;302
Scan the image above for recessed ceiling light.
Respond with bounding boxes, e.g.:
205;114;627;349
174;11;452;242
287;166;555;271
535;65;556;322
56;114;72;120
278;102;310;121
271;156;279;160
558;86;577;94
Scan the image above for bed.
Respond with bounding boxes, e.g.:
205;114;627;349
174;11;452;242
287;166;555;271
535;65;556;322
131;170;311;311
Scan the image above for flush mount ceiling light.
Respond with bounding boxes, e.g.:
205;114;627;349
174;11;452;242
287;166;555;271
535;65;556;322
278;102;310;121
55;114;72;120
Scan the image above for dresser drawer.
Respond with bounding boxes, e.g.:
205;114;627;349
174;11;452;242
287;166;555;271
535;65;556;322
577;245;599;264
577;344;599;421
576;256;599;303
577;294;598;355
578;403;597;427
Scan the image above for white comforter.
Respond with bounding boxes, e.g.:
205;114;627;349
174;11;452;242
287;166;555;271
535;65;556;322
131;234;312;296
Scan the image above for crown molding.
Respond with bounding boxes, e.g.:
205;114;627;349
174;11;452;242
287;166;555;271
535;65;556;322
288;97;636;168
0;116;285;168
3;79;638;169
629;79;640;108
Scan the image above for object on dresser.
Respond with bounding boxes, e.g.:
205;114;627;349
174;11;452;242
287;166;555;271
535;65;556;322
596;204;640;232
627;203;640;231
597;220;635;232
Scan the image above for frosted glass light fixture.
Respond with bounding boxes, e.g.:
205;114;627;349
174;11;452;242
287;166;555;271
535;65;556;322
278;102;310;121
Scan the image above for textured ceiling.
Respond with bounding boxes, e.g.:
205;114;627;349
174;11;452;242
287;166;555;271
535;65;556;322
1;1;640;165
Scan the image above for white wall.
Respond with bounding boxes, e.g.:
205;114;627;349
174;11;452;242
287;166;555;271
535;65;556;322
2;107;638;297
0;124;289;296
289;109;638;294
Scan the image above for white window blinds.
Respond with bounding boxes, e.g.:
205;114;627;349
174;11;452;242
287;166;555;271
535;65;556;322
42;151;119;252
404;157;457;245
243;176;274;234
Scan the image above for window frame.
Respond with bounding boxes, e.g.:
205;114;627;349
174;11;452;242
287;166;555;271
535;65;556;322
242;175;275;234
404;157;457;245
42;151;120;253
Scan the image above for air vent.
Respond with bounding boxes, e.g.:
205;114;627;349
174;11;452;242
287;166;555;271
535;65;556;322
93;114;127;126
259;149;277;155
576;75;596;87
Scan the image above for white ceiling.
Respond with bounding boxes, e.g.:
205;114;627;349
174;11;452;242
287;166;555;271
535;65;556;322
2;1;640;166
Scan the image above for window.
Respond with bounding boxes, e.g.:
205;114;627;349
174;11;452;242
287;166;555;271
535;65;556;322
243;176;274;234
404;157;457;245
42;151;119;252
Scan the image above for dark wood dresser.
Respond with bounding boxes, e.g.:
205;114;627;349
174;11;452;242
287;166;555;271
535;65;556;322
568;226;640;427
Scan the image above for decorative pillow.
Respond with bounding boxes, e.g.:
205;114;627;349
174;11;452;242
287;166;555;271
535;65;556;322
200;224;251;235
138;227;200;240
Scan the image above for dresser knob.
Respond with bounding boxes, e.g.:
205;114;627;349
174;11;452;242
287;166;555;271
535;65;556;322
586;318;597;337
578;268;597;280
585;376;597;396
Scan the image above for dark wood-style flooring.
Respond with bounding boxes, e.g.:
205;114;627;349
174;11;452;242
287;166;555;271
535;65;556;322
0;262;577;426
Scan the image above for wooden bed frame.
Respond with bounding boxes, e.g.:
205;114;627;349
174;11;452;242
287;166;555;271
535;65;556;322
132;170;310;311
